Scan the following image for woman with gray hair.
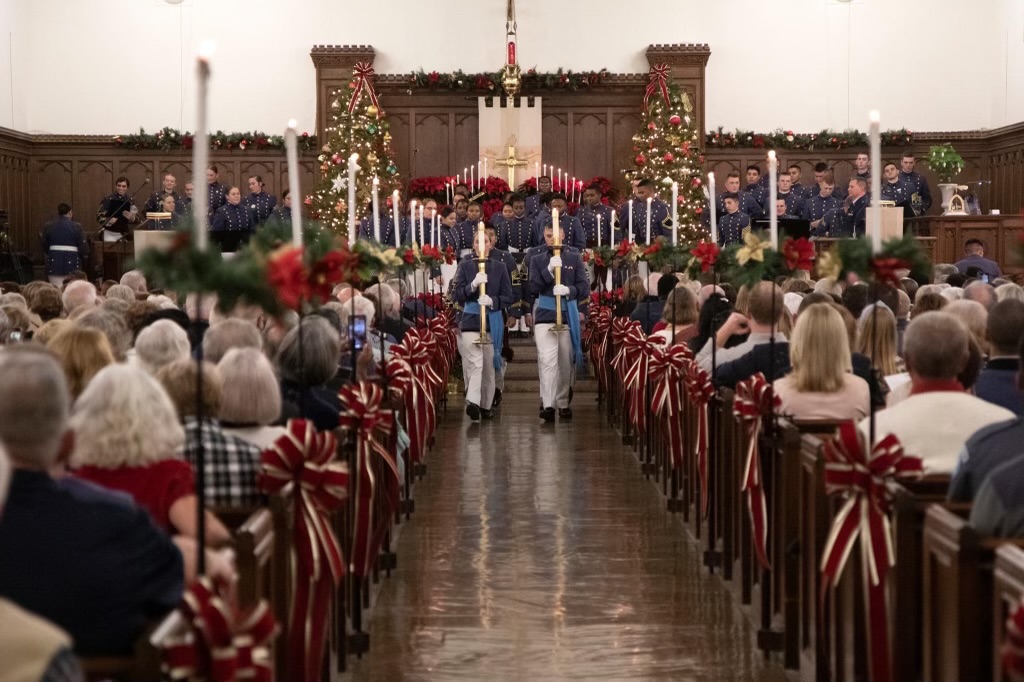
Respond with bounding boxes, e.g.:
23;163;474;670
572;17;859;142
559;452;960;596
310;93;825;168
218;348;287;450
70;364;230;544
104;283;136;303
277;316;342;431
134;319;191;375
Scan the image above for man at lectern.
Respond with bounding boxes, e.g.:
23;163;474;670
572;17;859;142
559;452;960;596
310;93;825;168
42;203;89;286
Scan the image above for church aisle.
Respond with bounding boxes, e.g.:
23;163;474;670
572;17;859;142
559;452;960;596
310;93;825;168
347;394;788;681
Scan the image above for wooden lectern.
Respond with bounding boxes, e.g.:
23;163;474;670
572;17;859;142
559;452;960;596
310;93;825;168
133;229;178;261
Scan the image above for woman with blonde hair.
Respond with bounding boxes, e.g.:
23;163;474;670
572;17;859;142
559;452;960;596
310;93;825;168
217;348;286;450
614;275;647;318
774;303;870;421
47;326;115;399
71;364;230;543
653;286;699;345
855;304;905;377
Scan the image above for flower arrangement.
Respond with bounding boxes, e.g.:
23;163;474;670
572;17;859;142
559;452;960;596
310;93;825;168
926;143;965;184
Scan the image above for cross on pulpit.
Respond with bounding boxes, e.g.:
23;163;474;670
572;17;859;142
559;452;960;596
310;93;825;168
495;145;529;187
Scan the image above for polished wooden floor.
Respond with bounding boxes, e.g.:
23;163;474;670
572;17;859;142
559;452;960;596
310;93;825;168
347;393;789;681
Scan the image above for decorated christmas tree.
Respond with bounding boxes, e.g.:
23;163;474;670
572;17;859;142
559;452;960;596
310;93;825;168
310;63;401;237
624;71;707;243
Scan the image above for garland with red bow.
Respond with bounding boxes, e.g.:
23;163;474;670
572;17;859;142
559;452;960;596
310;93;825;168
1003;596;1024;681
621;325;665;439
733;373;780;570
339;382;399;580
644;63;671;112
258;419;347;682
820;422;922;682
648;343;694;470
586;307;614;395
162;578;277;682
349;61;382;115
684;359;715;518
385;348;432;464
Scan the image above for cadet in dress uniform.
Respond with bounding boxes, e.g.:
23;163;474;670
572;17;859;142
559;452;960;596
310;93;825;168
432;208;463;293
788;164;810;201
491;201;514;246
776;174;802;215
525;176;553;219
833;178;870;238
268;189;292;227
41;203;89;286
486;225;517;400
211;186;253;240
853;153;871;182
96;176;139;242
205;165;228;220
718;194;750;246
457;203;485;257
534;195;586;249
743;165;771;213
357;198;408;245
708;173;763;227
143;173;185;214
180;182;194;214
616;179;671;244
881;162;911;209
900;152;932;216
802;174;843;236
529;222;590;422
452;231;513;420
149;195;181;230
504;196;534;255
576;185;615;246
246;175;277;227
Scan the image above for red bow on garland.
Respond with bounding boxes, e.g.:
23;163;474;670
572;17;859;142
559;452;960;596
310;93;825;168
644;63;672;112
385;351;432;464
621;326;666;439
733;373;780;570
587;307;614;394
1002;596;1024;681
161;578;277;682
648;343;694;470
684;359;715;518
339;382;399;580
258;419;347;682
820;422;922;682
690;241;720;273
782;237;815;272
349;61;382;115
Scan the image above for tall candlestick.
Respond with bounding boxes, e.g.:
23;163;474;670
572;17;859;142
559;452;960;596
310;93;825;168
481;159;486;187
431;213;437;246
708;171;718;245
869;110;882;252
410;200;417;246
446;181;451;205
372;177;381;242
628;200;634;243
476;221;490;342
535;162;540;179
391;190;400;247
347;154;359;247
469;165;475;193
610;212;617;249
768;151;778;248
671;182;679;246
571;176;576;203
192;43;213;250
284;120;303;248
597;213;602;248
645;197;653;244
418;205;425;246
557;168;562;191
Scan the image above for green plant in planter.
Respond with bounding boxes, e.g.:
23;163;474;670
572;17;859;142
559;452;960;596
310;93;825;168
927;143;965;184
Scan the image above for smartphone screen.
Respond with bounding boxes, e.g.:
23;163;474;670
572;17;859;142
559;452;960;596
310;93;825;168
981;273;990;284
350;315;366;352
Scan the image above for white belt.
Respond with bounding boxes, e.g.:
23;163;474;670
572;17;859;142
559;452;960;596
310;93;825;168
49;245;78;252
508;246;521;253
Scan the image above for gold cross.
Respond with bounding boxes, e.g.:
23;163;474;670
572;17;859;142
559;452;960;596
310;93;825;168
495;145;529;187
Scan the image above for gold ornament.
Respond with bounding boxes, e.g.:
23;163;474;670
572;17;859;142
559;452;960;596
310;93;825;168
817;250;842;280
736;230;768;266
367;152;378;164
384;132;392;142
366;104;379;117
501;63;522;99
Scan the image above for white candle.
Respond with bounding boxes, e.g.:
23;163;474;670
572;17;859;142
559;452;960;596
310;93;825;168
535;162;540;179
610;211;617;249
192;43;213;250
284;120;303;248
628;199;634;242
542;163;547;178
552;208;560;246
708;171;718;245
477;221;485;254
645;197;653;244
431;213;437;246
446;181;451;205
469;165;475;193
418;204;425;246
456;173;460;187
571;176;576;203
345;155;358;247
869;110;882;252
597;213;602;248
372;177;381;242
410;200;417;246
391;189;400;247
671;182;679;246
557;168;562;191
481;159;486;187
768;151;778;248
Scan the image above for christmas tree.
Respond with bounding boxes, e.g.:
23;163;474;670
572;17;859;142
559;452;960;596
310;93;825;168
310;63;401;238
624;78;708;243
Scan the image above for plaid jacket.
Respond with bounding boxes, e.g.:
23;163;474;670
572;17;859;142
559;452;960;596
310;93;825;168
182;417;263;507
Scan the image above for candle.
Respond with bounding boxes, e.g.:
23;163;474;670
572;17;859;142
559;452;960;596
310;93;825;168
192;43;213;250
645;197;653;244
391;189;400;247
557;168;562;191
446;181;451;205
708;171;718;245
285;120;302;247
597;213;602;248
431;213;437;246
535;162;540;179
477;221;486;254
481;159;486;187
347;153;359;247
768;151;778;248
418;204;425;246
610;211;617;249
410;200;417;246
628;199;634;242
869;110;882;252
552;208;561;246
456;173;460;187
372;177;380;242
543;163;547;178
571;176;576;203
671;182;679;246
469;165;475;193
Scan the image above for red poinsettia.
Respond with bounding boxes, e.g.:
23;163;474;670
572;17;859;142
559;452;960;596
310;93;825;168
593;252;606;268
309;250;350;302
266;246;308;310
581;250;590;264
871;257;910;285
443;245;456;265
428;71;441;85
643;241;663;257
782;237;815;271
421;244;442;261
616;241;634;258
752;135;765;148
402;248;416;265
690;241;720;273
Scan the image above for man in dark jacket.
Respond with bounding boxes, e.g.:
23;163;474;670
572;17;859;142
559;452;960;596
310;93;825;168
975;300;1024;415
630;273;678;335
41;203;89;285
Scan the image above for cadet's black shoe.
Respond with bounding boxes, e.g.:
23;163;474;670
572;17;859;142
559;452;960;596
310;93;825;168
558;407;573;420
466;403;481;421
481;408;494;420
492;389;503;407
540;407;556;423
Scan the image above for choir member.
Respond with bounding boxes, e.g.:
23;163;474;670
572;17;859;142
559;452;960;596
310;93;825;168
143;173;185;214
717;193;750;246
96;176;138;241
576;184;615;246
211;186;252;234
900;151;933;216
246;175;277;227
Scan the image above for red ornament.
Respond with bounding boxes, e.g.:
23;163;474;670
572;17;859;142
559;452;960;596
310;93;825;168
691;177;702;188
331;153;342;165
669;115;682;126
635;154;647;166
663;152;674;162
647;122;657;131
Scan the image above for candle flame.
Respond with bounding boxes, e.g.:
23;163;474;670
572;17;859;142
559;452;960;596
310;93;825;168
869;110;880;123
767;150;776;160
197;40;216;61
287;118;298;130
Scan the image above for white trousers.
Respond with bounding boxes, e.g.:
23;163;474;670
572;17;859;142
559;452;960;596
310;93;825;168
48;275;65;286
459;332;495;409
534;323;574;409
495;357;506;392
